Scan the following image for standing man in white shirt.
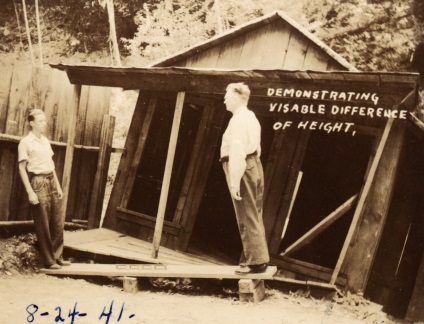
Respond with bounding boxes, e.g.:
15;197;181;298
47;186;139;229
18;109;71;270
220;83;270;274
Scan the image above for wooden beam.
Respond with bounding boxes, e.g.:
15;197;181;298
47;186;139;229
116;207;181;236
281;194;358;256
40;263;278;280
272;274;337;290
0;132;124;153
88;114;115;229
270;255;347;287
330;118;394;285
0;220;86;230
60;84;81;221
151;92;185;258
281;171;303;239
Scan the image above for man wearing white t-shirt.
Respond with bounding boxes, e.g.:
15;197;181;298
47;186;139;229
18;109;71;270
220;83;270;274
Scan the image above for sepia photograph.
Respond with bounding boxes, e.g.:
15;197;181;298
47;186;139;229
0;1;423;323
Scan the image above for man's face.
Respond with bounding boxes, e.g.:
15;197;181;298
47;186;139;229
224;88;239;113
30;113;47;134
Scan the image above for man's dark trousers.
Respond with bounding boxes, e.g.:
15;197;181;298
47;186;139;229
30;174;64;267
223;155;270;265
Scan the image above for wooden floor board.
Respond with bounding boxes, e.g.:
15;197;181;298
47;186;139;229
41;263;277;280
64;229;224;265
65;228;125;245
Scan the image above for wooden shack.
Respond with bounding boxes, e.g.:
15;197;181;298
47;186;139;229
52;11;424;321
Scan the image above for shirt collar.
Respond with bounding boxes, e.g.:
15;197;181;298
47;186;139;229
29;131;44;142
232;106;248;116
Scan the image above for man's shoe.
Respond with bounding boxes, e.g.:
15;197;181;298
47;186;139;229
47;264;62;270
235;263;268;275
248;263;268;273
56;259;71;266
235;264;250;275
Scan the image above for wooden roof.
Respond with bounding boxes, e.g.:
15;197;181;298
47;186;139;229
150;11;357;71
51;64;419;95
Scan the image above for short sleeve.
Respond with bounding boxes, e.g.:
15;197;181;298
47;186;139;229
18;140;28;162
48;141;54;157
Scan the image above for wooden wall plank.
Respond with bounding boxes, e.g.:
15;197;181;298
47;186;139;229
339;120;404;290
60;84;81;221
40;68;61;140
282;31;309;70
52;70;74;143
215;36;245;68
237;26;271;68
0;63;32;221
258;20;291;69
88;115;115;229
73;86;100;221
0;143;17;221
186;46;221;68
0;60;13;133
7;63;32;136
302;43;330;70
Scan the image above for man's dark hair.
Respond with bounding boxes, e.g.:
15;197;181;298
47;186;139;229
28;109;44;122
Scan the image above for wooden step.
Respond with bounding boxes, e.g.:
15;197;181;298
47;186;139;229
40;263;277;280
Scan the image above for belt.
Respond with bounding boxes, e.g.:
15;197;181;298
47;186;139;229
220;151;257;163
29;172;54;180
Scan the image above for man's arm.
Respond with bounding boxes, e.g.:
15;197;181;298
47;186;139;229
18;161;39;205
53;170;63;199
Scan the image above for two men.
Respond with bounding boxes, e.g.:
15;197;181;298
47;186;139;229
18;109;70;270
221;83;270;274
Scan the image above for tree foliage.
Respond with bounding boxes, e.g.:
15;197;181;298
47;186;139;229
302;0;417;71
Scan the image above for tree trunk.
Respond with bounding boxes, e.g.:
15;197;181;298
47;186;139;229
35;0;43;66
106;0;122;66
21;0;35;66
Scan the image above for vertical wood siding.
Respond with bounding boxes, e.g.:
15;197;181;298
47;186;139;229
0;63;111;222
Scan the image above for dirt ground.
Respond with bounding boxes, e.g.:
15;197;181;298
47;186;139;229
0;233;407;324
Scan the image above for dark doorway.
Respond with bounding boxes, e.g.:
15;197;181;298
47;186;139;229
279;131;374;268
127;93;203;222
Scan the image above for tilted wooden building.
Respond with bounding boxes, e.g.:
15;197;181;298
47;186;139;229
53;11;424;321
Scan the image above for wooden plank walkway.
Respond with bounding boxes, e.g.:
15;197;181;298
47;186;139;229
40;263;277;280
64;228;227;265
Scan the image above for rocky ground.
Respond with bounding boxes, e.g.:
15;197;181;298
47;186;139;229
0;232;408;324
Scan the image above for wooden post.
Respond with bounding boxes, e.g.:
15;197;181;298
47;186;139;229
60;84;81;222
238;279;266;303
281;171;303;239
151;92;185;258
330;118;393;285
88;114;115;229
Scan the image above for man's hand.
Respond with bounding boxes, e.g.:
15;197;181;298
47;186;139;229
28;191;39;205
57;186;63;199
231;187;242;201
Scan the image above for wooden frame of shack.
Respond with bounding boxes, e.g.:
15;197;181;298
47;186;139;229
52;11;424;321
